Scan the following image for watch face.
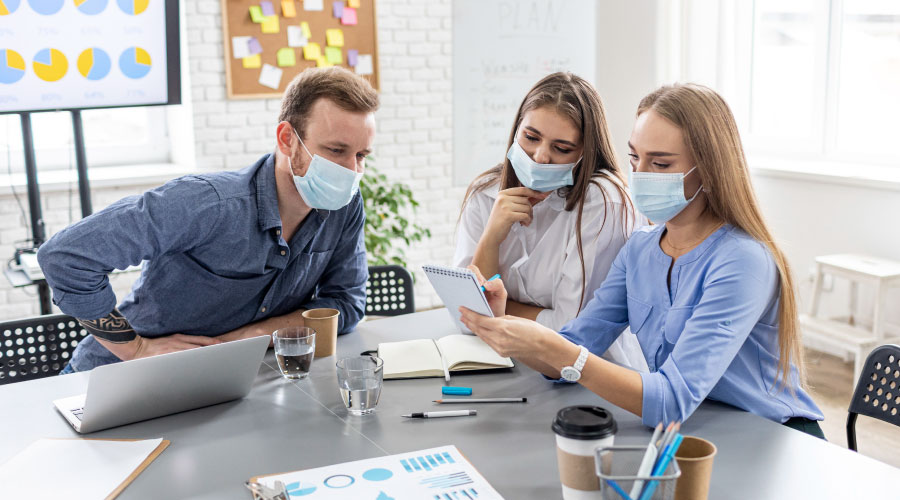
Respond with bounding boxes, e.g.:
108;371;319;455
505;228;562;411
561;366;580;382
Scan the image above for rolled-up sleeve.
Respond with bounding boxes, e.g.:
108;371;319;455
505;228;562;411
37;177;222;320
638;244;777;426
301;193;367;334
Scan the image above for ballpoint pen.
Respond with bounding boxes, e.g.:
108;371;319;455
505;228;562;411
479;273;501;292
402;410;477;418
433;398;527;404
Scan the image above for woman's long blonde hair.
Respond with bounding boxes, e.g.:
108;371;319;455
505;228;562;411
638;83;804;390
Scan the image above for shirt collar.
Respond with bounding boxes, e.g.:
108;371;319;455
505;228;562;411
652;223;732;265
255;153;282;232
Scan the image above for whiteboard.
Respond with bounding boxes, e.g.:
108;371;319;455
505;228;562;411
452;0;596;186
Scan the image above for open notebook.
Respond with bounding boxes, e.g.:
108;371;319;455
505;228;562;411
378;334;513;379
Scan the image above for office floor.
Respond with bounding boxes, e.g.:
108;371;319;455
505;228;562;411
804;348;900;468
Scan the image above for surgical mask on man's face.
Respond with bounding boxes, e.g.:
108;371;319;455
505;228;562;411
290;130;362;211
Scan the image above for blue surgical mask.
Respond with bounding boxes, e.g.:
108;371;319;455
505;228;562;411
506;138;580;192
291;130;362;211
629;167;703;223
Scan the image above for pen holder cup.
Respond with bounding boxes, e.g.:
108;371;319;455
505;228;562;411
595;445;681;500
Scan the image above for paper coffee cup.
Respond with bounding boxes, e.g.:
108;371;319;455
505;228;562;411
552;406;617;500
674;435;716;500
302;308;340;358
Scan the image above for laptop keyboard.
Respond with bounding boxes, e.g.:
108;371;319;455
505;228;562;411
71;408;84;421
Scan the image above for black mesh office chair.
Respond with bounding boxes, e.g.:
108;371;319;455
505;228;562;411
365;265;415;316
846;344;900;451
0;314;88;384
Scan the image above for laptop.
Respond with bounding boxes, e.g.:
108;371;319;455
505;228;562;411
53;335;270;433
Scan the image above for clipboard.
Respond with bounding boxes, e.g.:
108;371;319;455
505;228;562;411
422;264;494;334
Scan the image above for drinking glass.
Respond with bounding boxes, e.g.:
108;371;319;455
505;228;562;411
336;355;383;415
272;327;316;380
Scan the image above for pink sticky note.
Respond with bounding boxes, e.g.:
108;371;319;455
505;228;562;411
347;49;358;67
261;1;275;16
248;37;263;55
332;1;343;18
341;6;357;25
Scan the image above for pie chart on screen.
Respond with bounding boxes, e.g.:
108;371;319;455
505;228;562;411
116;0;147;15
119;47;151;79
74;0;107;15
0;0;21;15
27;0;63;15
0;49;26;84
33;48;68;82
77;48;111;80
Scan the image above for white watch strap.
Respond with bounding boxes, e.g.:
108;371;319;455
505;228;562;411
573;346;589;372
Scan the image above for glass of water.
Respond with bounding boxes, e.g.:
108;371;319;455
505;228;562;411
272;327;316;380
336;355;384;416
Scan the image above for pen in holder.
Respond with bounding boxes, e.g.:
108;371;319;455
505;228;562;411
594;445;681;500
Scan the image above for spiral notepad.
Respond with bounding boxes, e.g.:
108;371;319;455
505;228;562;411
422;264;494;334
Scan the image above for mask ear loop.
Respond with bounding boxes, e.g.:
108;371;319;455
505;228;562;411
684;167;704;201
292;128;315;161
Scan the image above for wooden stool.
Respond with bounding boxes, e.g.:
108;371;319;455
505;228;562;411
800;254;900;384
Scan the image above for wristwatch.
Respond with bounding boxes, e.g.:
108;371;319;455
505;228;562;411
560;346;589;382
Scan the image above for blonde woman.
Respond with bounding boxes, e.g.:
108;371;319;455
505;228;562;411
460;83;825;437
455;72;647;370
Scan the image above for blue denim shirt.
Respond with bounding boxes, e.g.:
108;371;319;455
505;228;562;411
558;224;823;427
38;154;368;371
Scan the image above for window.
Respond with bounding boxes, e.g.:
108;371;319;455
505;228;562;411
0;106;170;175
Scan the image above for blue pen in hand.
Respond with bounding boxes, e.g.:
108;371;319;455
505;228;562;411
479;274;501;292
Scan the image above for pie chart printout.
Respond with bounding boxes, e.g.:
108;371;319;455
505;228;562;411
0;49;26;84
118;47;151;79
74;0;107;15
77;48;111;80
33;48;68;82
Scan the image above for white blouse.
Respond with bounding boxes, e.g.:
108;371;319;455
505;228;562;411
454;176;649;371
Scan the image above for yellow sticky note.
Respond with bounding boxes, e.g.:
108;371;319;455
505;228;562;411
325;28;344;47
242;54;262;68
261;15;280;33
316;55;331;68
277;48;296;67
281;0;296;17
249;5;265;22
303;42;321;60
325;46;342;64
300;21;311;39
348;0;360;7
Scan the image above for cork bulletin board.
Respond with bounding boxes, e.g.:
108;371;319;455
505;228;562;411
220;0;380;99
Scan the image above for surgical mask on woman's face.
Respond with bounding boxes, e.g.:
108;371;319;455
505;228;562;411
629;166;703;223
290;130;362;211
506;135;581;192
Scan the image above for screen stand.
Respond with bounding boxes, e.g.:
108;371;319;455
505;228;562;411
19;112;52;315
71;110;93;218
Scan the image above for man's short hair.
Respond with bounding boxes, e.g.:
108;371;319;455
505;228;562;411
278;67;380;139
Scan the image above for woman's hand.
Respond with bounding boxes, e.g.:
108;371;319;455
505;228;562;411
483;187;550;242
458;306;556;359
467;265;507;317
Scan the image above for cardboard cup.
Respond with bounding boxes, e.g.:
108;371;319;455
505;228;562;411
674;435;717;500
302;308;340;358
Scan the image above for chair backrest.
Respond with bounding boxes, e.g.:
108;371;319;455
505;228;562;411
365;265;415;316
847;344;900;450
0;314;88;384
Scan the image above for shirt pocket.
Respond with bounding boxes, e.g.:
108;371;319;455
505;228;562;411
663;305;696;347
626;295;654;334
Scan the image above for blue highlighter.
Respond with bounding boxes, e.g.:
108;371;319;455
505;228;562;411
441;386;473;396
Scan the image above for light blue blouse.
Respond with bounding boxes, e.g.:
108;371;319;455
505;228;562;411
558;224;824;427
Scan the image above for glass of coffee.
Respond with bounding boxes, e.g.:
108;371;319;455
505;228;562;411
272;327;316;380
336;355;383;415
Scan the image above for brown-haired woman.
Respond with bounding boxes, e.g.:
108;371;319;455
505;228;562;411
454;72;647;370
459;83;825;437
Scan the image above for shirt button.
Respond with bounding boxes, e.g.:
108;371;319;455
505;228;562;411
261;306;267;313
276;229;281;235
280;250;286;256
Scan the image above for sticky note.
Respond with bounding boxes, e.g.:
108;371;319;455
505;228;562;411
355;54;373;75
332;1;343;18
300;21;312;39
276;48;297;67
249;5;265;22
326;28;344;47
287;26;308;47
304;0;323;11
261;0;275;16
348;0;359;7
303;43;321;60
231;36;251;59
281;0;296;17
261;15;280;33
347;49;358;67
248;37;263;55
341;6;357;25
316;55;331;67
325;46;342;64
243;54;262;69
259;63;283;89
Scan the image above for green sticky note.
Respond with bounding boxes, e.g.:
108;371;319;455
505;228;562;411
325;46;342;64
249;5;265;23
277;48;296;67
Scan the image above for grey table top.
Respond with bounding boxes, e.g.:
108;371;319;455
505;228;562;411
1;309;898;499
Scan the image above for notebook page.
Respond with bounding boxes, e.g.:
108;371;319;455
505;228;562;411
437;335;513;371
378;339;443;378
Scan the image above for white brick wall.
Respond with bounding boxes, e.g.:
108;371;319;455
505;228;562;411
0;0;457;321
